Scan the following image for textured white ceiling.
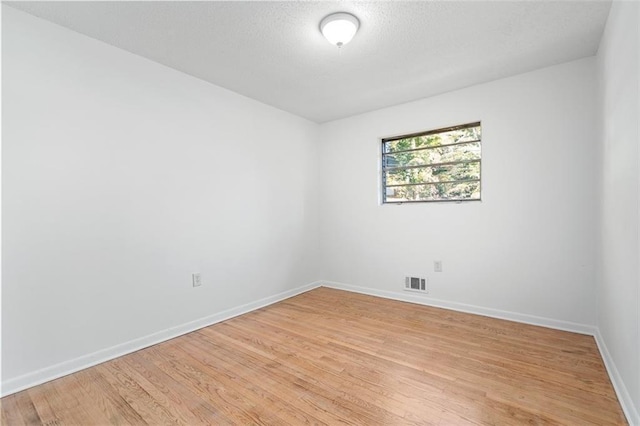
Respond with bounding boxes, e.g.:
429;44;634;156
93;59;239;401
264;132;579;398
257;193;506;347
5;1;611;123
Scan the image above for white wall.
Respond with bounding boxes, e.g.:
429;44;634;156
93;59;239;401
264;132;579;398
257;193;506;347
2;5;319;391
596;0;640;422
319;58;598;327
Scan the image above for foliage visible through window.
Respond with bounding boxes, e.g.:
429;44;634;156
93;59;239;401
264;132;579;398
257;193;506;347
382;122;481;203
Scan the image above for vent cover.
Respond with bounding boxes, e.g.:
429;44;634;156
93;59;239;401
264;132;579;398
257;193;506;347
404;276;427;293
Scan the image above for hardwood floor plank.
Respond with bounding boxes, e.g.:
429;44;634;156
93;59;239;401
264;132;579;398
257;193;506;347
176;338;327;425
1;287;627;425
24;374;108;425
194;328;405;425
143;343;277;425
25;386;62;426
13;396;42;425
118;353;220;425
203;319;445;423
132;348;234;425
1;396;28;426
94;361;178;425
192;328;422;423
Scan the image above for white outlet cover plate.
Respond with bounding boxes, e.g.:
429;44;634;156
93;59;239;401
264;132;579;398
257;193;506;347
192;273;202;287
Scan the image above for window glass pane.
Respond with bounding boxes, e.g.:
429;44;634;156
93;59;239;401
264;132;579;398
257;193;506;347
383;125;481;153
382;122;482;204
385;161;480;185
385;181;481;203
383;142;481;168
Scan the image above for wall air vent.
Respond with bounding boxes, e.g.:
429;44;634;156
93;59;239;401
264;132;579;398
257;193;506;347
404;276;427;293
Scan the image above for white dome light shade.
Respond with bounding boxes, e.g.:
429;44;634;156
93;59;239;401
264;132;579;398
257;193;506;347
320;12;360;48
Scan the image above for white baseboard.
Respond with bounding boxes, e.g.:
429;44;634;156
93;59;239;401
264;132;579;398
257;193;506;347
1;281;323;397
594;329;640;426
322;281;596;335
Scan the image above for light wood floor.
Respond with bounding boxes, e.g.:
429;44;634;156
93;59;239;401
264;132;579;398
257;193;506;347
1;287;626;425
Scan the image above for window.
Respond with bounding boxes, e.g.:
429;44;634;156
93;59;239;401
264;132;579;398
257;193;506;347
381;122;482;203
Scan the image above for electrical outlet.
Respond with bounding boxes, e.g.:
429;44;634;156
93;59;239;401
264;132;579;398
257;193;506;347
192;273;202;287
434;261;442;272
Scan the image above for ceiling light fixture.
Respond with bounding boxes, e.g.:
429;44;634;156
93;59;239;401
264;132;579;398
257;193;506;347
320;12;360;48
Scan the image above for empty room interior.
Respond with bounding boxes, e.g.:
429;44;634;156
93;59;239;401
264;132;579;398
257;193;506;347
1;0;639;424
